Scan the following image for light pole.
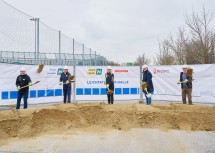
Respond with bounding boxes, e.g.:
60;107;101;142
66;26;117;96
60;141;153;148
30;18;39;64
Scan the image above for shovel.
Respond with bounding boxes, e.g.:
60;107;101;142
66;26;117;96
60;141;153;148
19;81;40;90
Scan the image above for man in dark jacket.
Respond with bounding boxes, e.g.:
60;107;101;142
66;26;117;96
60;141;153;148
142;65;154;105
177;65;193;105
59;66;72;103
105;66;114;104
16;67;32;109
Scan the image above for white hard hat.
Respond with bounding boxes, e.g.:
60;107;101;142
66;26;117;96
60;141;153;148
107;66;112;70
20;67;26;71
182;65;188;69
142;64;148;69
64;66;69;70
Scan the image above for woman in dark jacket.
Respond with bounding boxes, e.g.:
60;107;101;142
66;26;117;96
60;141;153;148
142;65;154;105
105;66;114;104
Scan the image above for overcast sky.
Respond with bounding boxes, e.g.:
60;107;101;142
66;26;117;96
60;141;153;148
4;0;215;64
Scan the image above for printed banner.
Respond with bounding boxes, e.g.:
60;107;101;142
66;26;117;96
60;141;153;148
149;64;215;103
75;66;141;101
0;63;74;105
0;63;214;105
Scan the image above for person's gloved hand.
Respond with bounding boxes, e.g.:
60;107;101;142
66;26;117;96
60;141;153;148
144;87;147;91
106;84;109;89
184;79;188;83
177;81;181;84
28;83;33;86
59;82;63;85
66;80;69;84
17;86;20;90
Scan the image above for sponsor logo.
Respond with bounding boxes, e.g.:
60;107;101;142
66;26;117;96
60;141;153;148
87;68;102;75
87;80;129;84
57;68;64;75
154;68;169;74
47;68;57;75
115;70;128;73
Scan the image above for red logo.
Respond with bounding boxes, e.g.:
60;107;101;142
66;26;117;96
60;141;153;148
154;68;157;74
115;70;128;73
153;68;169;74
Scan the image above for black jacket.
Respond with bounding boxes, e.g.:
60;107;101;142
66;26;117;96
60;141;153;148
180;72;192;89
105;73;114;90
16;74;32;91
60;72;71;87
142;70;154;92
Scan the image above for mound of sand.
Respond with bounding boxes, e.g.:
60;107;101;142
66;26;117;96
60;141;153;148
0;103;215;144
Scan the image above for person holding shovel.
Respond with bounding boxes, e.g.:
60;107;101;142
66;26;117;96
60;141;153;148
59;66;72;103
142;65;154;105
105;66;114;104
177;65;193;105
16;67;32;109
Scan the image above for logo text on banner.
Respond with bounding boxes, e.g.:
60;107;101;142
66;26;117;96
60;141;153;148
87;68;102;75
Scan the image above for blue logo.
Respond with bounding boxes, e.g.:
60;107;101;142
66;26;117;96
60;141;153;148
96;69;102;75
57;68;64;75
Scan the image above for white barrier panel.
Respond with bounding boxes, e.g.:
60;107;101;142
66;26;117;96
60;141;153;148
1;63;214;105
76;66;140;102
149;64;215;103
0;63;73;105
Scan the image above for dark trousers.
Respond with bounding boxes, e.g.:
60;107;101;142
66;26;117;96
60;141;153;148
16;90;28;109
182;88;192;105
107;93;114;104
63;87;71;103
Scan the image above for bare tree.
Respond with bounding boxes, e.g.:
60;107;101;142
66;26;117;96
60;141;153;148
134;53;150;66
168;27;188;64
154;40;175;65
155;6;215;65
185;6;215;64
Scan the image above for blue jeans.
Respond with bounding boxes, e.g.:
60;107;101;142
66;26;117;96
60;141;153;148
16;90;28;109
143;91;152;105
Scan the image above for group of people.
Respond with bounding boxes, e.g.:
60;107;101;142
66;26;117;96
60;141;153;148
141;64;193;105
15;64;193;109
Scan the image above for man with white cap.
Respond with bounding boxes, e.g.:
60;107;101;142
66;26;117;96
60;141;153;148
178;64;193;105
59;66;72;103
142;64;154;105
105;66;114;104
15;67;32;109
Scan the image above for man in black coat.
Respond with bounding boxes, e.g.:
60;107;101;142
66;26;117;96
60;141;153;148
105;66;114;104
16;67;32;109
59;66;72;103
142;65;154;105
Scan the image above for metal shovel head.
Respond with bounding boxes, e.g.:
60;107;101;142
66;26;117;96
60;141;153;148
37;64;44;73
146;93;152;98
187;68;193;76
107;90;113;95
69;75;75;81
141;82;147;89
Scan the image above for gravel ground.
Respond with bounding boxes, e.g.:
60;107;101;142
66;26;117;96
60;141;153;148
0;128;214;153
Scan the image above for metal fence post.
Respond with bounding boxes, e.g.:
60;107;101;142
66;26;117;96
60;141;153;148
82;44;85;66
34;20;37;65
72;38;76;103
139;65;144;103
59;30;61;65
94;51;97;66
37;18;40;64
90;48;92;66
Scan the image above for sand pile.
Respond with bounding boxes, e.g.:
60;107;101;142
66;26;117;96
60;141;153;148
0;103;215;144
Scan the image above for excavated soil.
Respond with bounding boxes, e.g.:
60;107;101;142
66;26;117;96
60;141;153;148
0;103;215;145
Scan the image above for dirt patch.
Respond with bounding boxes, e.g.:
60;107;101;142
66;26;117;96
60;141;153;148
0;103;215;145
